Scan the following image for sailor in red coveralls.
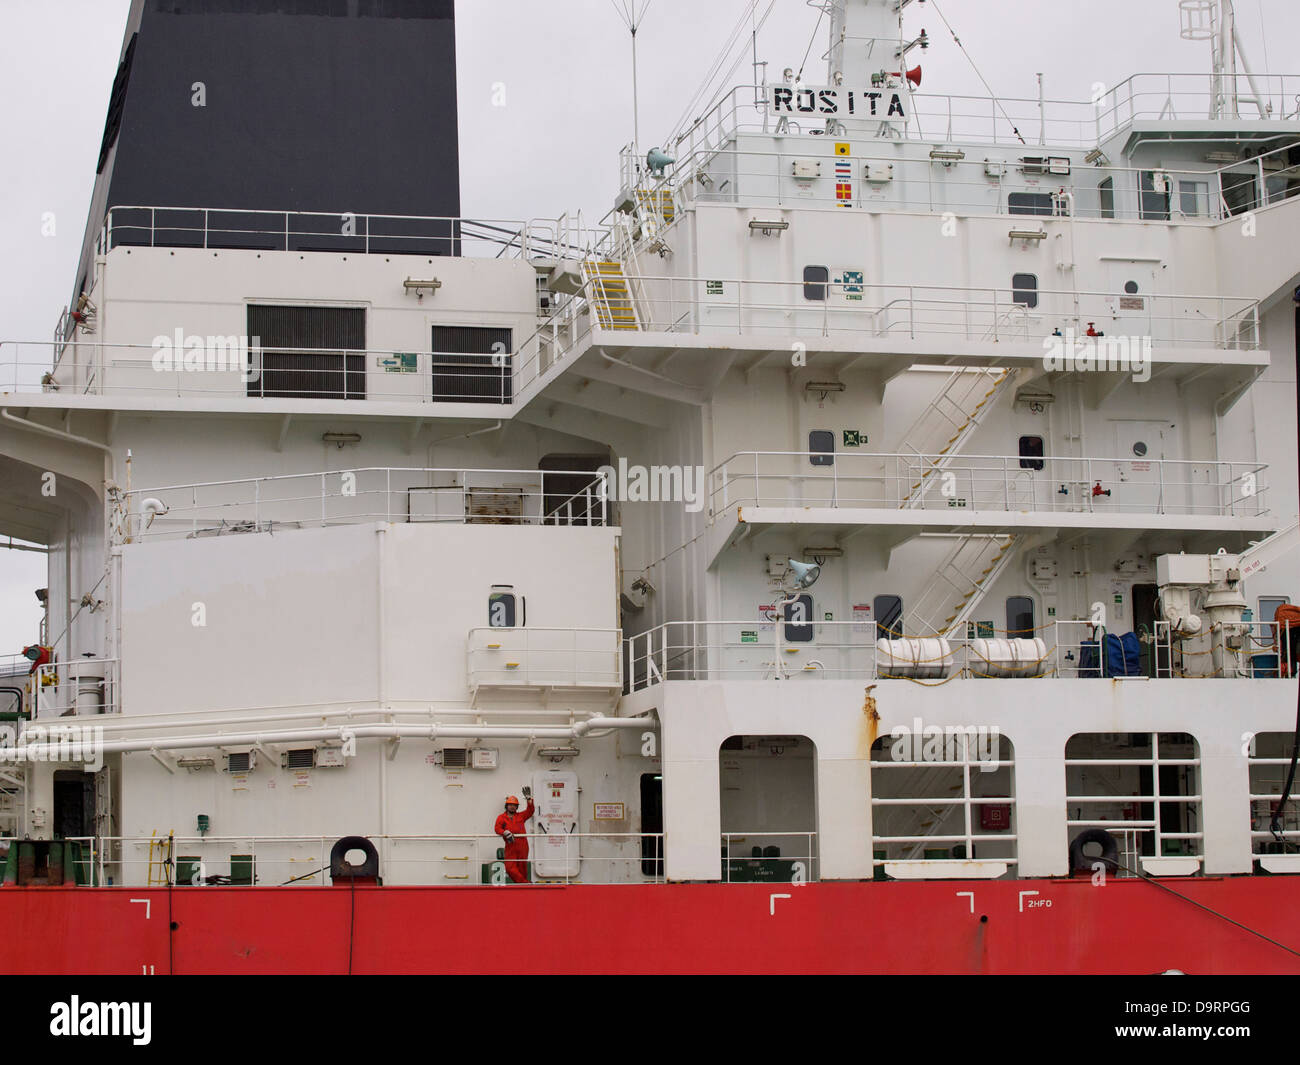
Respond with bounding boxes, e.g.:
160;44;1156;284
494;788;535;883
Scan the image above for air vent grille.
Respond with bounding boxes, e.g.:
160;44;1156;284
286;748;316;770
442;748;469;769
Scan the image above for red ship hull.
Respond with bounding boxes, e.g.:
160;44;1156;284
1;876;1298;974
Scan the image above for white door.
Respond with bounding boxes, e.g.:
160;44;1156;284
1110;420;1170;513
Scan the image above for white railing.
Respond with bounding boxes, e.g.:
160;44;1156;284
665;75;1300;160
96;206;603;263
597;277;1258;348
466;627;623;691
5;277;1261;401
119;467;609;543
671;140;1300;222
720;832;817;883
623;619;1295;689
31;659;119;717
708;451;1269;519
66;833;665;887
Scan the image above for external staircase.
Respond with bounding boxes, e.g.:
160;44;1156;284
582;260;640;331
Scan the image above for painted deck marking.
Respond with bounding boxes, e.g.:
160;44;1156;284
1018;890;1040;912
956;891;975;913
141;964;155;975
129;898;151;919
769;892;792;915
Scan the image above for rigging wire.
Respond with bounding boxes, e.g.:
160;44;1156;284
795;0;829;83
668;0;777;146
925;0;1026;144
1099;853;1300;960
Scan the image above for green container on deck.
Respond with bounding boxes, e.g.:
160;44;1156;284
229;854;255;885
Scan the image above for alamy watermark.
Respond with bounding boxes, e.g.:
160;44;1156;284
0;724;103;771
151;330;262;382
1042;329;1151;383
886;718;1002;773
597;458;707;513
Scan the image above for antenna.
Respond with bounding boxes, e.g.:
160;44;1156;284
611;0;654;157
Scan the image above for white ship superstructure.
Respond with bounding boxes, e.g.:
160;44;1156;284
0;0;1297;896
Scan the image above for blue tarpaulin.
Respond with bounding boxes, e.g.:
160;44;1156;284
1078;632;1142;677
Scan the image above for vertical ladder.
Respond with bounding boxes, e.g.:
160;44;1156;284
582;260;640;331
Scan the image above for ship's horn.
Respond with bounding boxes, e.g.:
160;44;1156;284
906;65;922;89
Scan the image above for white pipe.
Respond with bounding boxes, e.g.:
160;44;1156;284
2;717;654;762
57;705;639;734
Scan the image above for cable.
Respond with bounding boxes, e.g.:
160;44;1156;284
795;0;828;83
1095;854;1300;960
926;0;1026;145
1269;681;1300;844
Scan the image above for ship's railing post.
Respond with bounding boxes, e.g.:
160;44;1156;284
320;473;326;527
908;286;915;339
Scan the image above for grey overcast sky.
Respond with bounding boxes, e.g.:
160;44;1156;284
0;0;1296;652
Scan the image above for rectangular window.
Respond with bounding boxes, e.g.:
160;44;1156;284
1220;171;1258;216
247;305;366;399
783;594;814;642
803;265;829;300
1139;172;1170;221
1018;435;1045;470
431;325;513;403
1178;179;1209;217
1098;177;1115;219
1006;595;1035;638
874;594;903;640
1008;192;1054;216
1259;595;1289;643
488;587;521;627
809;430;834;467
1011;273;1038;309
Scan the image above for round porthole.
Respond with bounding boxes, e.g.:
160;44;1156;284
1132;441;1148;457
1124;280;1139;294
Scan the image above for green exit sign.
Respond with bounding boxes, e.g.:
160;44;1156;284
843;430;868;447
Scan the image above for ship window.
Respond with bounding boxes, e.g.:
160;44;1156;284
874;595;903;640
809;430;834;466
247;305;366;400
803;265;829;300
431;325;513;403
1220;171;1258;216
1018;435;1044;470
1249;733;1300;852
1008;192;1053;216
1178;180;1209;217
488;587;521;628
1258;596;1289;644
783;594;814;642
1006;596;1035;638
870;733;1016;873
1098;177;1115;219
1139;172;1171;220
1065;733;1202;872
1011;273;1038;309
